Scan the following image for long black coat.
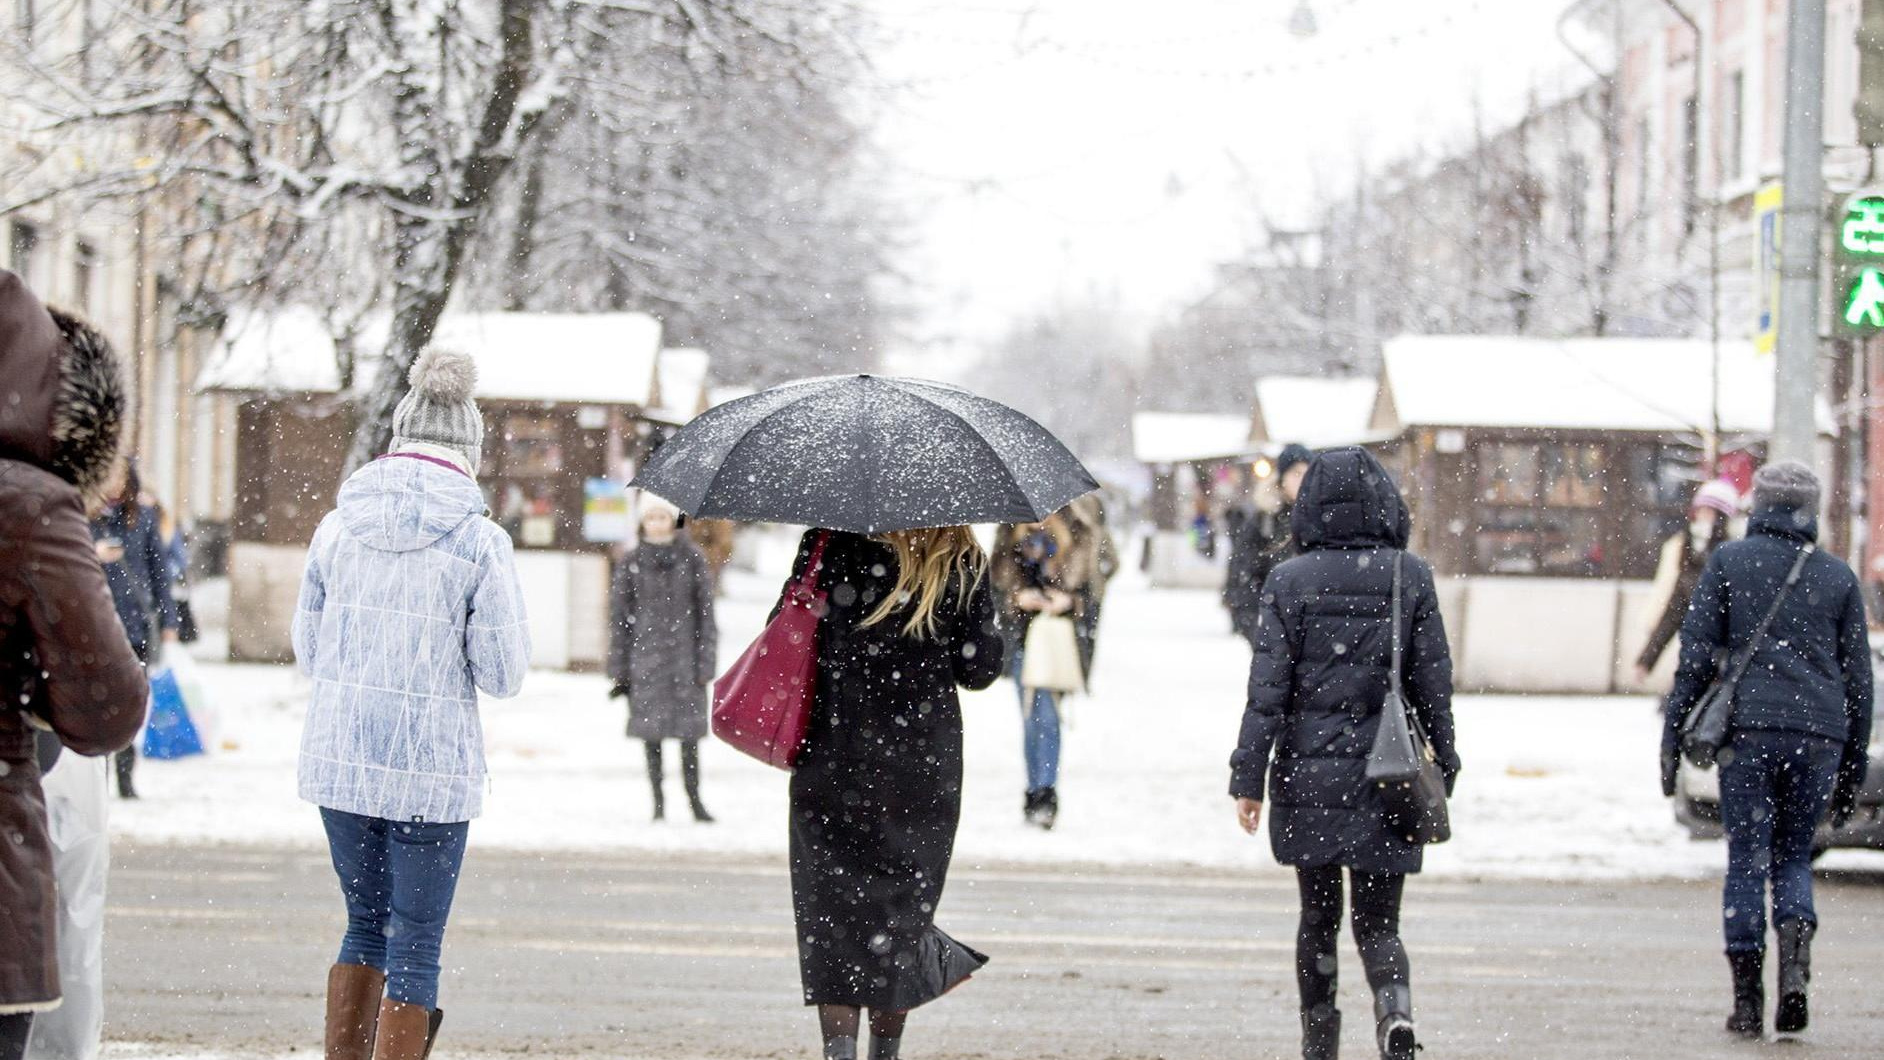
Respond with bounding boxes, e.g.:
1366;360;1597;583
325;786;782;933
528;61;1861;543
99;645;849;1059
783;530;1005;1010
1665;504;1873;790
607;538;716;741
1228;448;1460;874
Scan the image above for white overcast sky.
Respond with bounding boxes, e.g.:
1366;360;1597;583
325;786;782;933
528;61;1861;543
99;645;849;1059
861;0;1591;369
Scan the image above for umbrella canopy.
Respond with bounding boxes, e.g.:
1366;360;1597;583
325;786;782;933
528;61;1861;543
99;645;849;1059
631;375;1099;534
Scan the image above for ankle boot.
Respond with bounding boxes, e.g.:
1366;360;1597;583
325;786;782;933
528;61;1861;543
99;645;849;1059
1302;1006;1340;1060
324;963;385;1060
1776;920;1814;1033
1038;787;1059;831
1022;789;1041;823
372;999;443;1060
1373;985;1415;1060
868;1036;901;1060
1726;950;1764;1038
822;1035;858;1060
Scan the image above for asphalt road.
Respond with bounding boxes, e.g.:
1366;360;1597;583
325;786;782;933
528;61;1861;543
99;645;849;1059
100;842;1884;1058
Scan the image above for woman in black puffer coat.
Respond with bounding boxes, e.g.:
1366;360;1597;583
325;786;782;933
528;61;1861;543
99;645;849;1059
1228;447;1459;1060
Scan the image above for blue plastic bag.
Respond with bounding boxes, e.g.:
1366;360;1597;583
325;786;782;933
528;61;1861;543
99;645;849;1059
142;666;204;759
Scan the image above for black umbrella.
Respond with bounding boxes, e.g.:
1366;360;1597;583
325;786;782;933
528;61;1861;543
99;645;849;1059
631;375;1099;534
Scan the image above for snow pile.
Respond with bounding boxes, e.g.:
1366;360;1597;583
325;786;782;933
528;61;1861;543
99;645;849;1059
110;548;1867;883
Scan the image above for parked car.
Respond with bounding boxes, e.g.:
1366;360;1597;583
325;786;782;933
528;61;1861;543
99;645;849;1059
1671;645;1884;856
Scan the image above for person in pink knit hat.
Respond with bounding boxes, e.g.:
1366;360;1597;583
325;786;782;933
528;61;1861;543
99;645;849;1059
1635;478;1744;683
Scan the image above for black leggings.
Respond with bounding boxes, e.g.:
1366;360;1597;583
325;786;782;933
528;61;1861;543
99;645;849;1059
0;1013;31;1060
644;739;702;797
1295;866;1410;1014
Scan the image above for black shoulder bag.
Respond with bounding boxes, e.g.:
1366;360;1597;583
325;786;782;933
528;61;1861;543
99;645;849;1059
1364;551;1452;845
1679;545;1816;768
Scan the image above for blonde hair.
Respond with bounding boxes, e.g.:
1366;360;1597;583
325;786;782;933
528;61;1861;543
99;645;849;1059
861;526;988;640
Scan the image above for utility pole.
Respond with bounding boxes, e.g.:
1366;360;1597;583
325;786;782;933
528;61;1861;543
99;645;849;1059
1774;0;1827;464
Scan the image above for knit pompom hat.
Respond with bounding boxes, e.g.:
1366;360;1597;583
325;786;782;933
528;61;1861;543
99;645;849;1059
1692;478;1743;518
391;347;484;470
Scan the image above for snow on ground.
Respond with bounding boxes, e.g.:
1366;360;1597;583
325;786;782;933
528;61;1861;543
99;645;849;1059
116;549;1884;883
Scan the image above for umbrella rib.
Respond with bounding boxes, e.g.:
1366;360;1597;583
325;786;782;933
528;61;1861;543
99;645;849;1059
689;386;833;518
890;382;1055;516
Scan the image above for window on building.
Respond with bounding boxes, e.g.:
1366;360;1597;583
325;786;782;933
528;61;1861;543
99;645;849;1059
1680;96;1700;235
1723;70;1746;183
8;221;40;286
73;240;99;315
1471;440;1638;577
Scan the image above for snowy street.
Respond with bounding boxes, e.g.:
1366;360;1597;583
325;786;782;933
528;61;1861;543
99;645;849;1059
96;841;1884;1059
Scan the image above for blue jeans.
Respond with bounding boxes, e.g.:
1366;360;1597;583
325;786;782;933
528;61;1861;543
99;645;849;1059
320;808;470;1009
1013;647;1062;790
1718;730;1840;954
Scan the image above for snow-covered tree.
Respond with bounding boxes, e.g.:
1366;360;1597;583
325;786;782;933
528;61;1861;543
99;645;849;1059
1;0;877;468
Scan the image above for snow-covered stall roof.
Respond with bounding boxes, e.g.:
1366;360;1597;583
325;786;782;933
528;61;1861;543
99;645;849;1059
648;347;712;423
1252;376;1381;449
198;307;663;406
1131;411;1258;464
1376;336;1833;435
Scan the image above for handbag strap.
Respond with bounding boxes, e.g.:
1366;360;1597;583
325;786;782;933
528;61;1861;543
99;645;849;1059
1723;544;1815;687
1389;550;1405;697
797;531;831;592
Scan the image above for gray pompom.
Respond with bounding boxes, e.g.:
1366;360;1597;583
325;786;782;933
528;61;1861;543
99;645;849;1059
408;346;478;402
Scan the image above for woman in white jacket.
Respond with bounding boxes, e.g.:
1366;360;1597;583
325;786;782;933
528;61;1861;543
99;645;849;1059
292;348;530;1060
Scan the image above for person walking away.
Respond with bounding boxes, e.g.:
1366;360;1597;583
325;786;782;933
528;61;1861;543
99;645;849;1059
1633;478;1740;683
1062;494;1118;680
293;348;530;1060
781;526;1004;1060
88;461;179;799
1661;461;1871;1039
607;498;717;823
0;270;146;1058
1228;447;1459;1060
991;515;1088;828
1224;444;1312;647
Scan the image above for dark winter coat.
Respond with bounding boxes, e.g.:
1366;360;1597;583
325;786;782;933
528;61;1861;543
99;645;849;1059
1664;504;1873;792
1228;448;1460;874
784;530;1005;1010
0;270;145;1012
1636;523;1727;672
607;537;716;741
1224;502;1294;639
90;500;179;652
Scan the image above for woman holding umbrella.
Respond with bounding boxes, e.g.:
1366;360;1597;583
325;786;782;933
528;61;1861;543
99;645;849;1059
777;524;1004;1059
633;375;1097;1060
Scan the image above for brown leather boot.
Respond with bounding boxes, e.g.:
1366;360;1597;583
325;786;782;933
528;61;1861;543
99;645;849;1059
372;998;444;1060
325;963;385;1060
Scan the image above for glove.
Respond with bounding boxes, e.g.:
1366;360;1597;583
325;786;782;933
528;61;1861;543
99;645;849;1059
1660;749;1680;798
608;681;631;701
1443;765;1459;798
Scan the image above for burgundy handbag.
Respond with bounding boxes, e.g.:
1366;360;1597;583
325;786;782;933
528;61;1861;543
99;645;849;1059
711;532;829;770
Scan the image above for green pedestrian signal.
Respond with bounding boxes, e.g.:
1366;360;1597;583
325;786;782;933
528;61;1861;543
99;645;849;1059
1845;267;1884;329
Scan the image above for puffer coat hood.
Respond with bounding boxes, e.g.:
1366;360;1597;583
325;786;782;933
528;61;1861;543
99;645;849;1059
1291;447;1411;551
338;453;487;553
0;269;126;504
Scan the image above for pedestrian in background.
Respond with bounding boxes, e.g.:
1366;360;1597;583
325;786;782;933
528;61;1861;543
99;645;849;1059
992;513;1091;829
1662;461;1872;1039
151;497;197;644
608;497;717;823
1224;443;1312;647
88;460;179;799
1633;477;1740;683
1229;447;1459;1060
1062;494;1118;679
0;270;146;1060
293;348;530;1060
779;526;1005;1060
